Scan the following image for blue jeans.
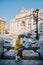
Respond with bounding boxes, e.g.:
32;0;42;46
19;46;26;51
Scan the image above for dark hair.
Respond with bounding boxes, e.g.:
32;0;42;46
18;36;21;39
23;41;25;43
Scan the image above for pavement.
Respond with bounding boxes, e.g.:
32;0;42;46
0;60;43;65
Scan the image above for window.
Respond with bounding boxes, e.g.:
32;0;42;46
33;22;36;25
28;24;31;25
21;21;25;26
0;32;1;34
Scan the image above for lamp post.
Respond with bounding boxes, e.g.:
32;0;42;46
33;9;39;40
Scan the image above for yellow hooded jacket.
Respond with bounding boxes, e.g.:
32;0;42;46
14;38;22;51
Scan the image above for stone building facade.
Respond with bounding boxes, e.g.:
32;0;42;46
10;9;43;36
0;19;5;35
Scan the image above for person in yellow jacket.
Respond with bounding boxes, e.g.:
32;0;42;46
14;36;22;61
